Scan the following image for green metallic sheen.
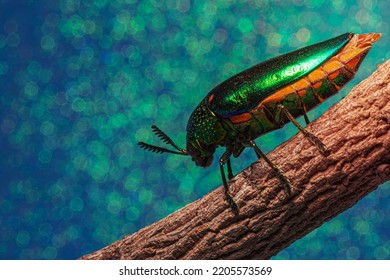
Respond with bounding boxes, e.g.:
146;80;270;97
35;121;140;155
186;100;226;145
207;32;353;117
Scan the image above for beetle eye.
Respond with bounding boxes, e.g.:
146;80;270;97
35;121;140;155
187;139;215;156
194;155;214;167
186;141;201;157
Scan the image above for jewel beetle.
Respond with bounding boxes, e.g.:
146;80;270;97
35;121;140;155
138;32;381;215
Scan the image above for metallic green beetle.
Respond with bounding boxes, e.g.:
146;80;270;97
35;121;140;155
138;32;381;214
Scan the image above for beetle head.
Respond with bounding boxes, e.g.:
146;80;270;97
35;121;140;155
186;137;216;167
138;100;226;168
185;100;226;167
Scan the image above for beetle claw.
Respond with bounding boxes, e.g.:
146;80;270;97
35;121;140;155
226;193;239;215
272;167;293;196
280;176;292;197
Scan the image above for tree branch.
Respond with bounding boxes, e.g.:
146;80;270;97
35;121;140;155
80;59;390;260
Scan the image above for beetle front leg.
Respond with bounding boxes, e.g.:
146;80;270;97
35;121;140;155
220;148;239;215
227;159;233;180
297;95;311;125
249;140;292;196
278;104;329;156
303;111;310;125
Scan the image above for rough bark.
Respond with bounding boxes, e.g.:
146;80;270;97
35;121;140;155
80;59;390;260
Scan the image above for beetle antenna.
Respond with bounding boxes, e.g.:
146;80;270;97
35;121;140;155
138;142;187;155
137;125;188;156
151;125;187;154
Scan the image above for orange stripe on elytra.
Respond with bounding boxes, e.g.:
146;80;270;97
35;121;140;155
339;49;364;63
229;112;252;124
313;81;322;89
260;85;295;104
329;70;340;80
297;89;306;97
308;69;326;83
322;60;343;73
346;56;361;71
208;94;214;103
291;78;310;91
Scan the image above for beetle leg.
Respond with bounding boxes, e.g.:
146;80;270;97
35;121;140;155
227;159;233;180
278;104;329;156
303;112;310;125
220;148;239;215
297;94;311;125
249;140;292;196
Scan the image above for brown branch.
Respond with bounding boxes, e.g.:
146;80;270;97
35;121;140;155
80;59;390;260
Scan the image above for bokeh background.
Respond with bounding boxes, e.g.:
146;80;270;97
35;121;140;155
1;0;389;260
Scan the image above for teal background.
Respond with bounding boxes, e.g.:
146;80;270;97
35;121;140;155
0;0;389;259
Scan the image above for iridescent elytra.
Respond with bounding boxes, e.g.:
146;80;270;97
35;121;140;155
138;32;381;215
